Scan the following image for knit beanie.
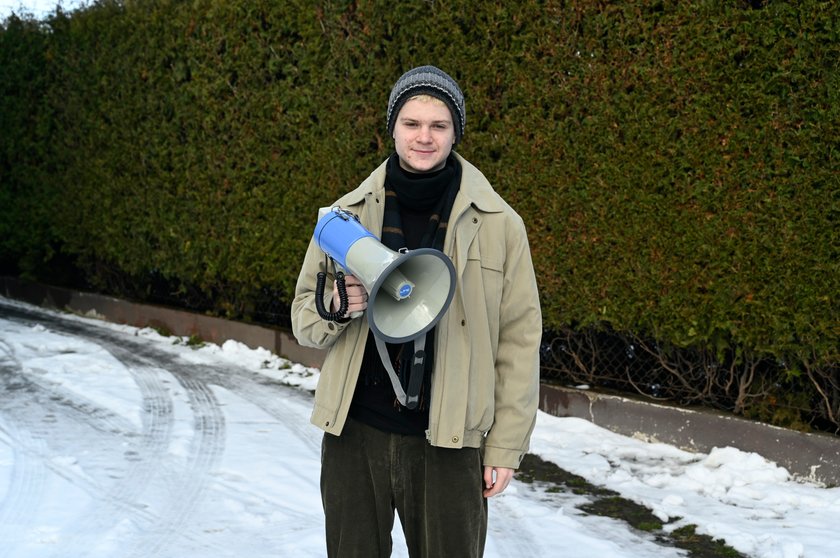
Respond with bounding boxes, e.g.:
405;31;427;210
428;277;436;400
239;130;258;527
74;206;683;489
387;65;466;144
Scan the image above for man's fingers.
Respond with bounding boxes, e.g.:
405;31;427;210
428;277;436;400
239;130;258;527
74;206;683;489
332;274;368;316
483;466;514;498
342;274;365;286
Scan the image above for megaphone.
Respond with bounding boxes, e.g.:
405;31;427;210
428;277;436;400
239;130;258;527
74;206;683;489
313;207;456;344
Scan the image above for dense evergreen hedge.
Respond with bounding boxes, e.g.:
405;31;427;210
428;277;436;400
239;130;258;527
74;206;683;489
2;1;837;427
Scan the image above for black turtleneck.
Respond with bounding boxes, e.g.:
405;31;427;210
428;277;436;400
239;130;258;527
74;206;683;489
388;155;452;210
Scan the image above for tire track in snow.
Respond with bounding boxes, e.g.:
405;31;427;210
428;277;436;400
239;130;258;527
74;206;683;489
0;346;50;558
0;334;156;555
198;368;324;507
43;364;179;558
0;320;169;555
196;363;320;452
50;327;229;558
0;373;162;553
100;337;323;550
127;367;226;558
0;424;48;557
0;304;227;557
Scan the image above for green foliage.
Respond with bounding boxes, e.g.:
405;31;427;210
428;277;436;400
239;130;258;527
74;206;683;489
185;334;205;348
742;374;816;432
1;1;837;423
0;14;55;277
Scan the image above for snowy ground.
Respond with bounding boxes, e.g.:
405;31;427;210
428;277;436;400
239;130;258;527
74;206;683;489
1;296;838;558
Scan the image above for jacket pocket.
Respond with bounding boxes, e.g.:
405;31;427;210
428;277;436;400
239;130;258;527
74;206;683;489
465;241;503;338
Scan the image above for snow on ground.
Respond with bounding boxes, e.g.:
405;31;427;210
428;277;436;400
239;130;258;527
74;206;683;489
1;295;838;557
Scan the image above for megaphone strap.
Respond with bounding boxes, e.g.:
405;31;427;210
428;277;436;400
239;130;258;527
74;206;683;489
374;335;426;410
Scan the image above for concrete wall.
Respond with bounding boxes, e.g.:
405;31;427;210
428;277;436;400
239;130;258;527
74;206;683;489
3;276;838;485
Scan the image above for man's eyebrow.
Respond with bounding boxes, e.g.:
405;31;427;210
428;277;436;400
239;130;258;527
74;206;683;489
399;116;452;123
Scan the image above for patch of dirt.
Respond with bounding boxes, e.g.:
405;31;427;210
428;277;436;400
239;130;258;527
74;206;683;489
516;454;745;558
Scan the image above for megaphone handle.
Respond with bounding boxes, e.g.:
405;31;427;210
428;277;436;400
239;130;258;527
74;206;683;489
315;271;351;323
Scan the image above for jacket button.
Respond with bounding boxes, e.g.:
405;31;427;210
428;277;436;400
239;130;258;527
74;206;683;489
452;436;459;443
472;217;478;224
325;421;330;427
461;319;466;326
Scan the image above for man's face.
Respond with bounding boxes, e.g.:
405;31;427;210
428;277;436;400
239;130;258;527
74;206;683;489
393;97;456;173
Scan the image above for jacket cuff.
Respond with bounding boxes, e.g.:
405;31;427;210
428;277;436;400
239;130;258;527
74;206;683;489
482;445;527;470
324;318;351;334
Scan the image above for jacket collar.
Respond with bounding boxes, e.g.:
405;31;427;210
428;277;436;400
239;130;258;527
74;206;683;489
341;152;504;214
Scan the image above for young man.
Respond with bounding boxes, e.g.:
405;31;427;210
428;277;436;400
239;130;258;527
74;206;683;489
291;65;541;558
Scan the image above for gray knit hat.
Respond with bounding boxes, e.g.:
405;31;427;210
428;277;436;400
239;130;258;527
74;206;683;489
387;65;466;144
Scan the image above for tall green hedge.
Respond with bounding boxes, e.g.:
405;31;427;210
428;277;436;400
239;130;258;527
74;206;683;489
0;13;55;277
1;0;837;418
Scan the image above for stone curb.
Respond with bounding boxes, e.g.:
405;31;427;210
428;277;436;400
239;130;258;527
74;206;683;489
3;276;838;485
540;384;840;486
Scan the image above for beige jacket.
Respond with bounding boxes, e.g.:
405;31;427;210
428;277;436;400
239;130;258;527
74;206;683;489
291;153;541;469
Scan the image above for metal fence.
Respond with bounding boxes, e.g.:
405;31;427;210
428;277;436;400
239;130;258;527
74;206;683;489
539;325;837;434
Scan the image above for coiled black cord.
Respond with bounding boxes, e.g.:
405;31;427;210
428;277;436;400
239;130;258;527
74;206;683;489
315;270;351;322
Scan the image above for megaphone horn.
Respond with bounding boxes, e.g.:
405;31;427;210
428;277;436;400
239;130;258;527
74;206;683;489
314;207;456;344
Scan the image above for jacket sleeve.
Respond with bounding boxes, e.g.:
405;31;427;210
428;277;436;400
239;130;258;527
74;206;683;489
483;215;542;469
291;235;353;349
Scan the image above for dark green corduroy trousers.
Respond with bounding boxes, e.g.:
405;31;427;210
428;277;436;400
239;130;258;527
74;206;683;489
321;418;488;557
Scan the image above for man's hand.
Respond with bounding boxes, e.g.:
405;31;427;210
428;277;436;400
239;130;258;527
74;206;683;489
332;274;368;318
483;466;514;498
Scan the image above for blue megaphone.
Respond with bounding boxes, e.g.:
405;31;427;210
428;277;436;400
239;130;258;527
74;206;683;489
313;207;456;344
